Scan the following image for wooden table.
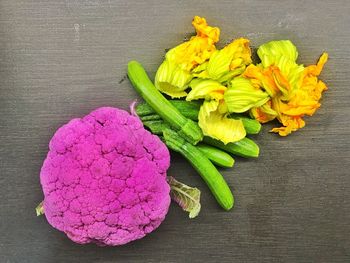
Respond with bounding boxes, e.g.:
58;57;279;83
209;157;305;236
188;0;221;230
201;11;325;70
1;1;349;262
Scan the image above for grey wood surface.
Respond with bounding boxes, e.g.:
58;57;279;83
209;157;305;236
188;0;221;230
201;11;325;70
1;0;350;262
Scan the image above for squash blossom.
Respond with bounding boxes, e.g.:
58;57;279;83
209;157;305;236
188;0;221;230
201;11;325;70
194;38;252;83
245;40;328;136
185;39;264;143
198;100;246;144
224;77;270;113
155;16;220;98
186;79;246;144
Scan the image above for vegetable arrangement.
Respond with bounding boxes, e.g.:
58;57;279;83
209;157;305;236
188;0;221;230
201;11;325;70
37;16;328;246
127;16;327;214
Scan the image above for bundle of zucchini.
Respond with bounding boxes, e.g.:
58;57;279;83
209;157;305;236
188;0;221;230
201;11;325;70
128;61;260;211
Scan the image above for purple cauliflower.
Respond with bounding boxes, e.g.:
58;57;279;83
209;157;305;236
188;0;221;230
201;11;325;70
40;107;171;246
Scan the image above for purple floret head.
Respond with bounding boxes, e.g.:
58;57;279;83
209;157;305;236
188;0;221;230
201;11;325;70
40;107;171;246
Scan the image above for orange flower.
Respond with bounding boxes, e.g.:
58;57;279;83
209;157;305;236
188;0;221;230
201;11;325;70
155;16;220;98
245;41;328;136
165;16;220;72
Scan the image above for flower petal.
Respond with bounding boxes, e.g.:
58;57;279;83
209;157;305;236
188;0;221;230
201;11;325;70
155;60;192;98
165;16;220;72
304;53;328;76
186;79;226;101
224;77;270;113
258;40;299;67
205;38;252;81
271;116;305;136
250;100;277;123
198;100;246;144
192;16;220;43
244;64;280;97
155;16;220;97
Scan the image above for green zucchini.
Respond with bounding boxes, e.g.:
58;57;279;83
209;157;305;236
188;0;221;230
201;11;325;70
143;120;170;135
163;128;234;210
143;120;235;168
127;61;203;145
135;102;157;116
196;144;235;168
136;100;201;121
203;136;260;158
140;114;162;122
143;118;259;158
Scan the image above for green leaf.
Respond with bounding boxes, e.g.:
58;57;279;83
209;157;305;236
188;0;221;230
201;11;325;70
168;176;201;218
36;201;44;216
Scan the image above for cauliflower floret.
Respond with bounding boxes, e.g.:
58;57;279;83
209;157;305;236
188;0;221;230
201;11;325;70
40;107;170;246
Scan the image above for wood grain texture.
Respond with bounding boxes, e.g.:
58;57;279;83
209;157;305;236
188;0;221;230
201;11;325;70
1;0;350;262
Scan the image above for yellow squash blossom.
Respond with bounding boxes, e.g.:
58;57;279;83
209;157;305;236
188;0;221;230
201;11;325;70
186;79;227;101
186;79;246;144
245;40;328;136
198;100;246;144
155;60;193;98
194;38;252;83
250;100;277;123
166;16;220;70
224;77;270;113
271;53;328;135
155;16;220;98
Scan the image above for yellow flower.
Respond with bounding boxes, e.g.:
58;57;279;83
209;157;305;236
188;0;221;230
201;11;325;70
155;60;193;98
186;79;227;101
166;16;220;71
271;53;328;136
194;38;252;82
258;40;299;67
155;16;220;98
198;100;246;144
186;79;246;144
244;63;297;99
250;100;277;123
224;77;269;113
244;40;328;136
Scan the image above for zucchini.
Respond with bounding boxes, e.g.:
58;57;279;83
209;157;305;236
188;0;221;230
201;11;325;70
143;120;235;168
127;61;203;145
143;120;169;135
163;128;234;210
136;100;201;121
169;100;201;121
143;118;259;158
203;136;260;158
135;102;155;116
196;144;235;168
140;114;162;122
